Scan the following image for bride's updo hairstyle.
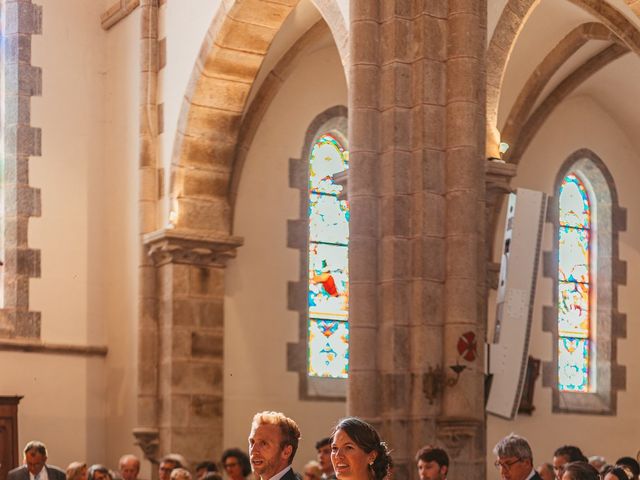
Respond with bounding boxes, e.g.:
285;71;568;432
331;417;392;480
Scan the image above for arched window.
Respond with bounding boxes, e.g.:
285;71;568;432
286;106;348;399
543;149;626;414
557;173;591;392
308;133;349;378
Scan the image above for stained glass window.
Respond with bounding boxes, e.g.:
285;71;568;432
308;134;349;378
558;173;591;392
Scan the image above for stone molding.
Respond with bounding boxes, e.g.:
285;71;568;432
144;229;243;267
0;338;107;356
101;0;140;30
132;427;160;464
541;149;626;415
0;0;43;340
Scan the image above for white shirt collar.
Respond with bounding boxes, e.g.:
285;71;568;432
525;468;537;480
31;468;49;480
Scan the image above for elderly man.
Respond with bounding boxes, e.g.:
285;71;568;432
8;441;65;480
119;455;141;480
493;434;542;480
248;411;301;480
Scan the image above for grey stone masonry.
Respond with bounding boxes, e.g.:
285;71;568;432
349;2;487;479
0;0;43;339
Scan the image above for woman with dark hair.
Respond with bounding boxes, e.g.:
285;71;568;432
66;462;88;480
330;417;392;480
562;462;599;480
221;448;251;480
603;466;635;480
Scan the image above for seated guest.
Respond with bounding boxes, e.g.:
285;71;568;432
159;455;186;480
67;462;88;480
589;457;607;473
330;417;393;480
170;469;192;480
493;433;541;480
539;463;555;480
415;446;449;480
303;461;322;480
554;446;588;480
615;458;640;479
8;441;66;480
561;462;599;480
315;438;336;480
119;455;141;480
196;462;219;480
88;465;113;480
221;448;251;480
604;467;635;480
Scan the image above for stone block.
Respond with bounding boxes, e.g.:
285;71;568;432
445;189;479;236
446;103;480;149
352;65;380;110
447;57;481;103
177;129;233;170
201;44;263;83
417;15;447;61
216;16;274;55
199;300;223;328
190;395;223;425
414;59;446;106
4;124;41;157
349;236;378;284
446;234;477;278
347;370;380;417
192;76;250;113
380;237;411;281
287;280;305;312
380;373;410;411
15;248;40;277
351;2;380;23
417;279;445;325
351;21;380;66
137;395;159;426
380;18;411;63
350;107;379;153
14;310;40;338
380;278;411;326
227;0;292;29
380;150;411;196
182;168;229;199
380;107;411;151
349;324;378;371
380;0;412;21
171;328;192;357
286;218;306;249
190;363;223;394
444;277;477;321
2;275;29;309
169;395;191;427
349;151;378;197
349;195;378;239
177;197;230;233
185;104;242;145
191;332;223;358
189;265;224;297
416;104;446;150
346;281;377;328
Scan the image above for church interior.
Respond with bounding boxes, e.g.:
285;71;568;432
0;1;639;480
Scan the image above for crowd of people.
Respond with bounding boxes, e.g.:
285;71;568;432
7;413;640;480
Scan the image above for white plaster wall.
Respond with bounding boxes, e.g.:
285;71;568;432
487;95;640;474
0;0;140;472
224;41;347;471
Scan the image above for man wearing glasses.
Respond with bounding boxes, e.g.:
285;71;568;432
493;434;542;480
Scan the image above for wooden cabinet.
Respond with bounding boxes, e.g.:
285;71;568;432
0;397;22;480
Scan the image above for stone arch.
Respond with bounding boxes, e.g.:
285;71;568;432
486;0;640;157
168;0;348;238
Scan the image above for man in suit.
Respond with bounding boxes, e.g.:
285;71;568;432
493;434;542;480
248;411;301;480
8;441;65;480
415;446;449;480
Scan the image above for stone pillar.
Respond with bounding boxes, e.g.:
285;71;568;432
143;229;242;463
0;0;43;338
349;2;487;479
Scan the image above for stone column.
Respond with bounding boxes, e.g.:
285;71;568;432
143;229;242;463
349;2;487;479
0;0;43;338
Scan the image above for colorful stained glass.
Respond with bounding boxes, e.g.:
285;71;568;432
309;193;349;244
308;319;349;378
309;243;348;320
308;133;349;379
559;174;590;228
558;173;591;392
309;134;349;195
558;282;589;337
558;226;590;283
558;337;589;392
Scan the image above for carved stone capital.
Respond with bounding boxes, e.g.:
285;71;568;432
143;228;243;267
435;418;483;459
132;427;160;464
485;159;517;196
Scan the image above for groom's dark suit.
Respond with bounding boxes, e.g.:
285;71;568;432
8;465;66;480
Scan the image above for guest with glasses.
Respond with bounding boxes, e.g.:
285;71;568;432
493;433;542;480
221;448;251;480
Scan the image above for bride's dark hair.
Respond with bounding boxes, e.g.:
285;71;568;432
331;417;392;480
